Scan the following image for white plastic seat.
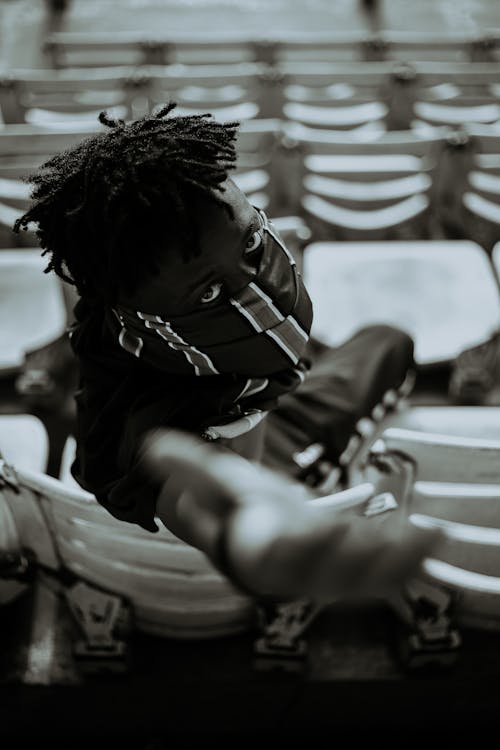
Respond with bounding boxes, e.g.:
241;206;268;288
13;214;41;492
0;414;49;605
147;61;280;123
302;193;429;231
342;408;500;630
469;170;500;195
278;122;444;239
368;419;500;630
283;100;387;130
0;414;49;474
284;83;356;103
0;451;254;638
414;100;500;127
0;250;66;374
463;191;500;225
305;173;431;202
303;241;500;366
493;242;500;280
0;67;150;125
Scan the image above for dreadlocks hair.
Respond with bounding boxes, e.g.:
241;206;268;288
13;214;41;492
13;102;239;302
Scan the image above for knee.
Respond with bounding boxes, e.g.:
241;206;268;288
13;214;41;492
356;324;414;356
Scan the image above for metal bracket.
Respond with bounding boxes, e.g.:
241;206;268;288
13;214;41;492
0;456;20;493
394;581;461;670
254;599;323;672
65;581;132;674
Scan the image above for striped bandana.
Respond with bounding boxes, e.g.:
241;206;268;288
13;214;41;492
110;211;313;413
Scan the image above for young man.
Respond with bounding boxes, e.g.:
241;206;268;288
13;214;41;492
15;104;440;600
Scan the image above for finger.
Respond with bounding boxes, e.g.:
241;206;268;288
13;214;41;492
319;522;443;599
359;524;445;595
226;503;351;597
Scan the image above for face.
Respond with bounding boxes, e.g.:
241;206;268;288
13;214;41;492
121;178;266;315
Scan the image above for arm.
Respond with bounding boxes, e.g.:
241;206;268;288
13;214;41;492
147;430;442;601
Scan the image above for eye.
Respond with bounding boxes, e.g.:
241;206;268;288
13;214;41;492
244;229;263;255
199;282;222;305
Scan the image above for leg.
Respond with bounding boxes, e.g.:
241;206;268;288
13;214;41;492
263;325;414;475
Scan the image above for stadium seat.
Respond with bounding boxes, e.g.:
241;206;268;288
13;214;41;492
302;240;500;366
378;30;500;63
277;122;447;240
279;61;500;131
435;125;500;251
44;31;265;67
0;67;151;126
147;62;269;120
0;414;49;473
413;99;500;130
0;421;261;638
0;250;67;376
0;413;49;605
42;31;500;69
359;415;500;631
493;242;500;282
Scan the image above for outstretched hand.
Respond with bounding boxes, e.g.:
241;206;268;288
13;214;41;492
144;430;443;601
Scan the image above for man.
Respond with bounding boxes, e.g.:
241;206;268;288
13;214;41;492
15;104;440;601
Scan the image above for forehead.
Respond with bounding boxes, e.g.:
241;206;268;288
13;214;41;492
195;178;256;240
120;178;256;311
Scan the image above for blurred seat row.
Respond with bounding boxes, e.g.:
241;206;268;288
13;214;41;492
42;29;500;67
1;27;500;650
1;32;500;394
1;61;500;130
2;121;500;253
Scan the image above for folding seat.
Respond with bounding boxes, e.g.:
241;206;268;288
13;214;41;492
435;125;500;252
280;61;500;133
381;62;499;130
147;62;268;120
302;239;500;368
357;410;500;634
0;67;151;127
274;31;384;63
43;30;375;69
413;99;500;131
278;62;391;133
381;31;500;63
0;414;49;606
493;242;500;282
44;31;175;68
0;415;259;639
0;249;66;377
276;122;447;241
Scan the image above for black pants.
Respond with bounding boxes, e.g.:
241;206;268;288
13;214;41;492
263;325;414;475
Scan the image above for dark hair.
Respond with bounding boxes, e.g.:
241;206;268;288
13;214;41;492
14;103;239;301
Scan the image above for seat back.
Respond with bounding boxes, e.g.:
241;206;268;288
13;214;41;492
359;408;500;630
434;125;500;252
302;240;500;366
277;122;446;240
0;67;151;126
0;250;66;374
147;63;270;118
0;456;254;639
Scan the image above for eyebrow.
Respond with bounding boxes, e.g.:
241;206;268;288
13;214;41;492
186;209;262;298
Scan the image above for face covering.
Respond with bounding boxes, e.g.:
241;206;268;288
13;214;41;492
111;210;313;390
